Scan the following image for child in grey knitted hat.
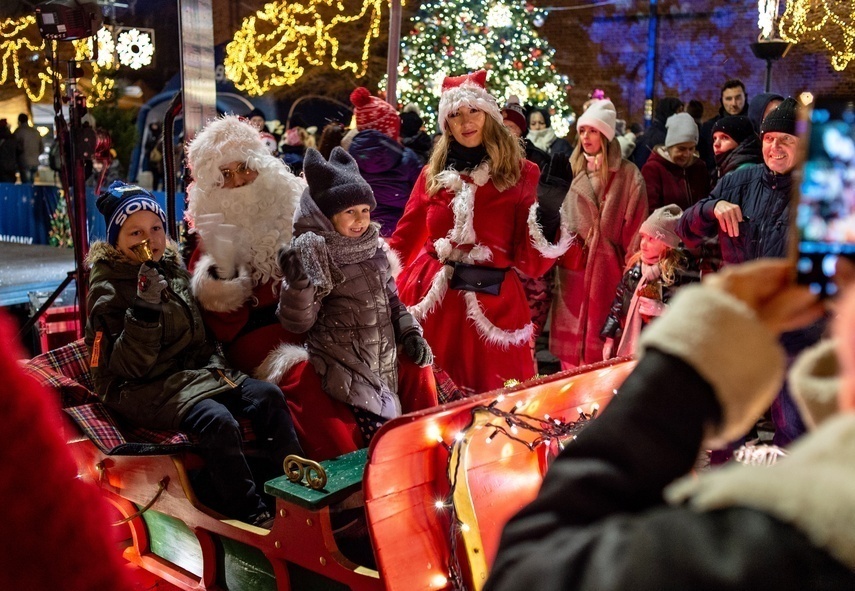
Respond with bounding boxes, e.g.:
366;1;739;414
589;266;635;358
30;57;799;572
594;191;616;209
601;204;700;359
276;148;437;444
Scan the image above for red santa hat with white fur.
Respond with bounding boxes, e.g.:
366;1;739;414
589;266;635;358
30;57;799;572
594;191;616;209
437;70;504;132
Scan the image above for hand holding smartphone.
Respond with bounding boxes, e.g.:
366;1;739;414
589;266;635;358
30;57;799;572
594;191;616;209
793;96;855;298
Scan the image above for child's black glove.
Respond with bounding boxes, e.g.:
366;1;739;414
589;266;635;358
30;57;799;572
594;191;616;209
277;246;310;289
403;333;433;367
137;263;167;305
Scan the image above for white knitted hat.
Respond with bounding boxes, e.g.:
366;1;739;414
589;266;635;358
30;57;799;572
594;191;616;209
640;204;683;248
665;112;699;147
436;70;504;132
576;99;617;141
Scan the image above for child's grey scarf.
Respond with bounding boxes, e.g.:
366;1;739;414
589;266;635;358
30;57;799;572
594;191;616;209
293;223;380;298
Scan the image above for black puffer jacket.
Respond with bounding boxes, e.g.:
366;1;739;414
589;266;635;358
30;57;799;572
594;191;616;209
677;164;791;264
277;192;420;419
85;242;245;430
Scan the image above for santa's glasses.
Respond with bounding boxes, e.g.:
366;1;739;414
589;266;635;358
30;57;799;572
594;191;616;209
218;162;256;187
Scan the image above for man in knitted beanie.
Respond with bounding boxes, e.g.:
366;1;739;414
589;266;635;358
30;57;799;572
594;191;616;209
679;96;819;448
347;88;421;237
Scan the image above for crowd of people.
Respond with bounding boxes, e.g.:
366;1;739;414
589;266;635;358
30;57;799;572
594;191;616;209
0;113;44;183
90;72;816;483
14;64;855;586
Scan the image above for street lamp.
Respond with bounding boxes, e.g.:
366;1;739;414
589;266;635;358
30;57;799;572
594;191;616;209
751;0;791;92
751;39;791;93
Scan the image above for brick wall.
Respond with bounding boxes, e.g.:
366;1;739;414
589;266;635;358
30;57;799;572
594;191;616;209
537;0;855;129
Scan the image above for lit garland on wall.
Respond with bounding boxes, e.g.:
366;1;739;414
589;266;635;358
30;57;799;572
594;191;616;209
779;0;855;71
1;17;154;107
386;0;574;136
0;16;52;102
224;0;384;96
73;35;116;106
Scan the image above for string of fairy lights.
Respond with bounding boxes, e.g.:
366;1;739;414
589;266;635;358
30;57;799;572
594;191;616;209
779;0;855;71
223;0;385;96
0;15;154;106
0;16;51;102
387;0;575;136
429;393;597;590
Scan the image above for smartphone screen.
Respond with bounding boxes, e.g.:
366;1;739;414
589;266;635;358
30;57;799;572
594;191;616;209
794;98;855;297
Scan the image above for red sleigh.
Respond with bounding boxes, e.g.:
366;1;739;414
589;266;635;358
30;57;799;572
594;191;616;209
23;339;633;591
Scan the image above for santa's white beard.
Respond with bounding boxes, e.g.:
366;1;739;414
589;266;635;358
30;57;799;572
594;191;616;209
188;165;303;286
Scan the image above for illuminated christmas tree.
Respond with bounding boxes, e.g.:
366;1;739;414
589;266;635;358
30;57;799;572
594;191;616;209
391;0;573;135
49;196;73;249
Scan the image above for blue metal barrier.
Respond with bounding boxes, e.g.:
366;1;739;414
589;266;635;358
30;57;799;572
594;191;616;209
0;183;184;246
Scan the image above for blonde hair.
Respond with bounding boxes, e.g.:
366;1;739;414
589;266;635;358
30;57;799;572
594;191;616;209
626;246;686;286
571;128;611;188
426;114;523;195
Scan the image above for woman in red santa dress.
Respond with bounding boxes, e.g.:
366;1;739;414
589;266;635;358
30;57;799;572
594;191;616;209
389;70;572;396
186;116;369;460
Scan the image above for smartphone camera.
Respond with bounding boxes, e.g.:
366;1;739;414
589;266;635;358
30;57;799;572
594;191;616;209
795;98;855;298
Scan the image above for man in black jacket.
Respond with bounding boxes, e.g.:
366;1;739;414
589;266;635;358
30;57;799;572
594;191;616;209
699;79;749;172
678;97;821;447
486;259;855;591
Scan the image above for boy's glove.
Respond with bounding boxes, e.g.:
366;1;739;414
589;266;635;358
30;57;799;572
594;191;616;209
278;246;310;289
403;333;433;367
137;263;168;305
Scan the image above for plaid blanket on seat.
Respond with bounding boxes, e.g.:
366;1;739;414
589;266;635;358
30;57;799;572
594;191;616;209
22;339;253;455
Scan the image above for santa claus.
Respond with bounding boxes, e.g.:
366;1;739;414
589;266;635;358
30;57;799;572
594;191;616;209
185;115;367;460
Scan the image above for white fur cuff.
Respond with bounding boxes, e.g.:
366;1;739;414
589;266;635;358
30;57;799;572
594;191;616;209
638;285;785;446
254;343;309;384
527;202;574;259
191;253;253;313
789;339;839;431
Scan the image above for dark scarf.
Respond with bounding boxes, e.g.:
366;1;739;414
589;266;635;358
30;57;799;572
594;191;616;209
714;135;763;183
446;140;488;172
294;223;380;299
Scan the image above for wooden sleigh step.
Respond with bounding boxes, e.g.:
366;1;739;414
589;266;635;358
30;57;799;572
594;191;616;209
24;339;635;590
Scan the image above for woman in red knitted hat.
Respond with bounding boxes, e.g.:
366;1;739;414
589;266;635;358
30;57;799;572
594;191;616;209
347;87;422;236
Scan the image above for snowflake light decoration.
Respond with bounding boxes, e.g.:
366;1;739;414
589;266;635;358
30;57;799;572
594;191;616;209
117;28;154;70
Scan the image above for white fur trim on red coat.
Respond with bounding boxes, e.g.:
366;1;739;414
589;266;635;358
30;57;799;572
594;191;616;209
191;253;253;313
527;201;575;259
380;238;402;280
254;343;309;384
